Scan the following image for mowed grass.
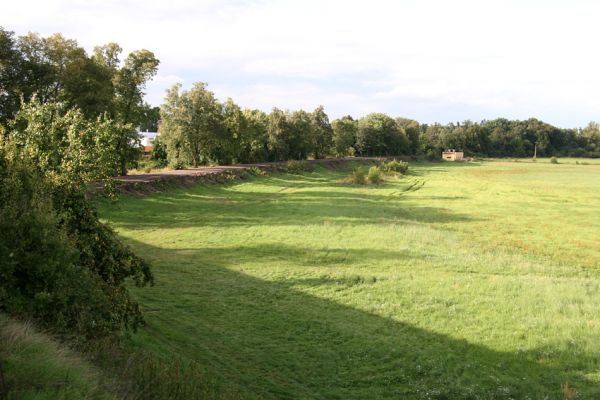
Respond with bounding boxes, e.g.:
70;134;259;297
99;160;600;399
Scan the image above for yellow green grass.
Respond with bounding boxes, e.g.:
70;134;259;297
99;159;600;399
0;314;114;400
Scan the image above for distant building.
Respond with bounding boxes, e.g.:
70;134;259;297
442;149;464;161
138;130;158;154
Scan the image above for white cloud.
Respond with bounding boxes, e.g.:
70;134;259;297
3;0;600;126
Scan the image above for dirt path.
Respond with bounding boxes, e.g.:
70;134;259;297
94;157;385;195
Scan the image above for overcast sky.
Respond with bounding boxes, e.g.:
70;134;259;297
4;0;599;127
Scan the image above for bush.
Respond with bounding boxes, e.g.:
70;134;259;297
384;159;409;174
550;156;558;164
367;166;383;184
169;159;186;170
0;101;153;339
0;158;153;339
351;167;366;184
151;136;168;167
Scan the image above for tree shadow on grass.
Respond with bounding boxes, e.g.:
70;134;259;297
123;239;598;400
101;180;477;230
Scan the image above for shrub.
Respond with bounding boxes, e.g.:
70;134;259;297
0;101;153;339
169;159;186;170
351;167;366;185
0;158;153;338
384;159;409;173
550;156;558;164
367;166;383;184
151;136;168;167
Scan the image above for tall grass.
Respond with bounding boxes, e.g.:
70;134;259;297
0;314;114;400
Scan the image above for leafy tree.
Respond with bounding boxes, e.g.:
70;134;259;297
310;106;333;159
240;108;269;162
112;49;159;174
0;99;152;337
139;104;160;132
160;82;224;166
267;107;291;161
356;113;409;156
287;109;312;160
0;28;25;124
332;115;357;156
222;98;245;164
582;122;600;153
16;33;114;118
396;117;422;155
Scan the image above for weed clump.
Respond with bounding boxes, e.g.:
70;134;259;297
383;159;409;174
351;167;367;184
550;156;559;164
248;167;267;176
367;166;383;184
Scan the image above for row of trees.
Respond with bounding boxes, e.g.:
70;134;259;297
158;84;419;167
0;27;159;174
159;83;335;166
158;84;600;167
416;118;600;158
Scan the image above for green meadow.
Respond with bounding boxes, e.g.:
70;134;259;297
100;159;600;399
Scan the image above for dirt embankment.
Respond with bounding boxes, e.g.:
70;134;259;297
92;157;387;196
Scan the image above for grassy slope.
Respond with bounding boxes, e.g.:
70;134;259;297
99;159;600;399
0;314;114;400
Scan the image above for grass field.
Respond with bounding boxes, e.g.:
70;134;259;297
99;159;600;399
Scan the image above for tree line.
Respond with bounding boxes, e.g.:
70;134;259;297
157;84;600;168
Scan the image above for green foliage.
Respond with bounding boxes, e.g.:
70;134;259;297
550;156;559;164
6;99;121;193
239;109;269;163
160;82;225;167
150;136;168;167
310;105;333;159
367;165;382;184
0;100;153;338
350;167;366;184
169;158;186;170
0;28;160;175
355;113;410;156
139;104;160;132
383;159;409;173
332;115;357;156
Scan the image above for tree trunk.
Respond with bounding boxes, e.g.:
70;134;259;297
120;155;127;176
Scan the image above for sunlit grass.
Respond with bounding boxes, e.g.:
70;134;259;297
100;160;600;399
